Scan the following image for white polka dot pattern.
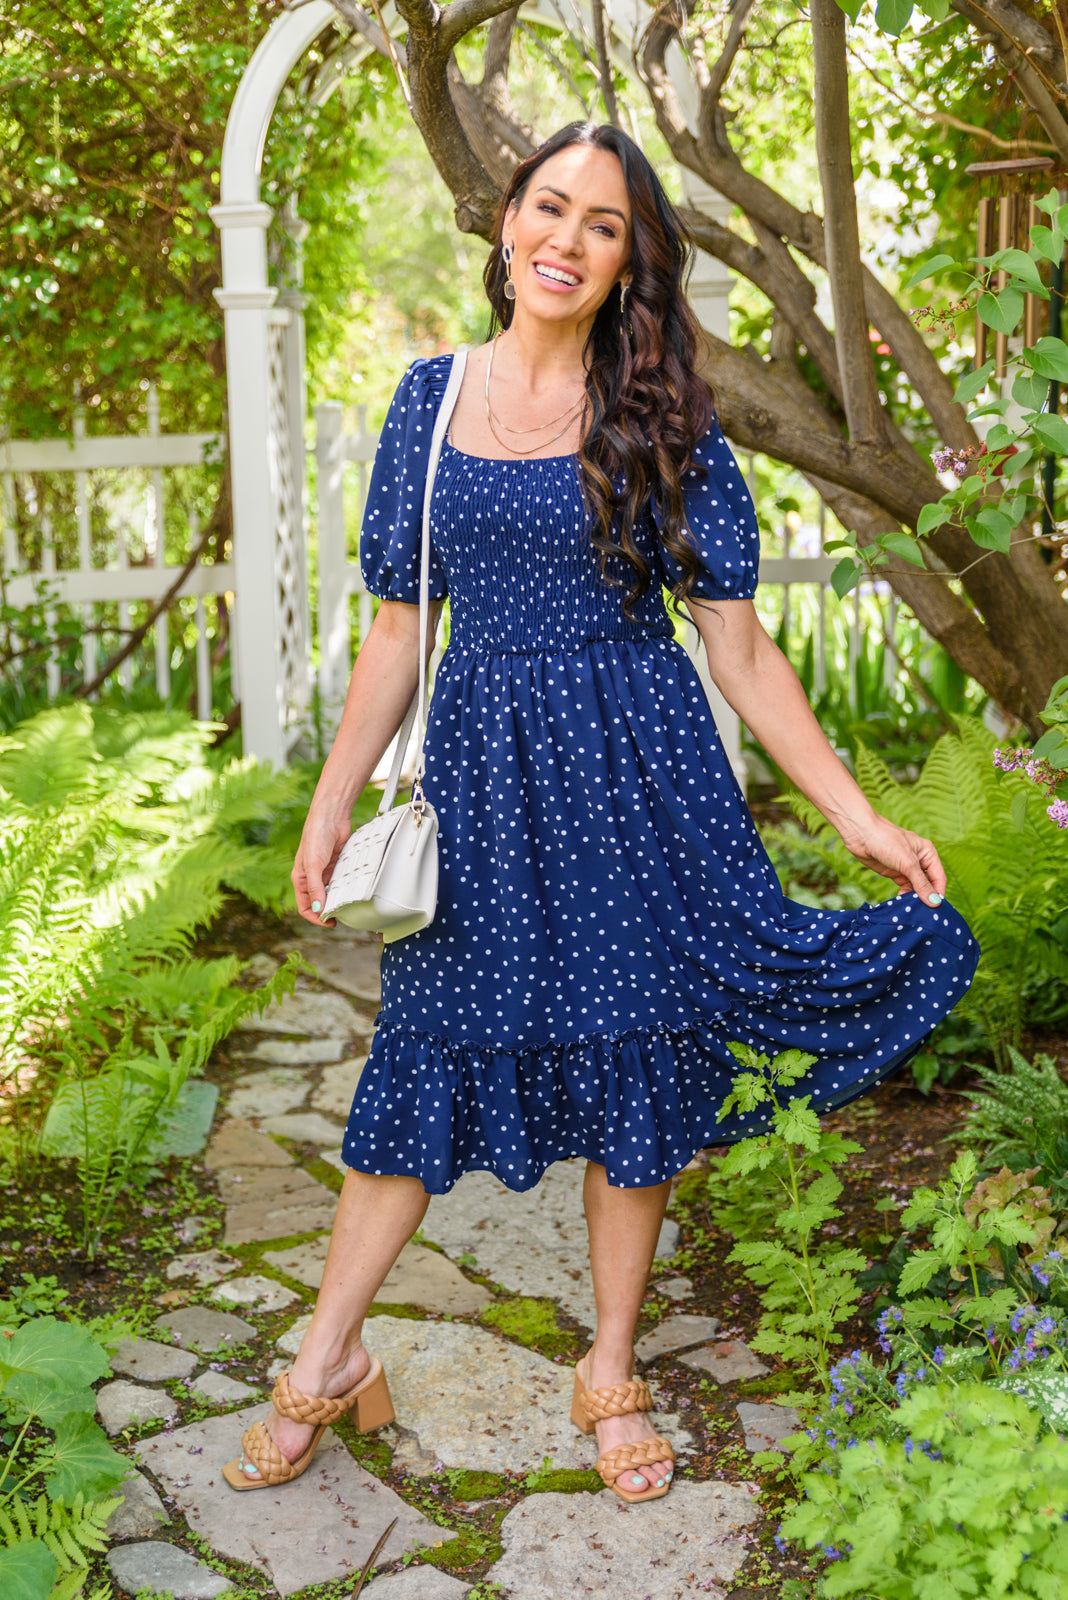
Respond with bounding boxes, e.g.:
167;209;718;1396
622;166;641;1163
342;356;980;1193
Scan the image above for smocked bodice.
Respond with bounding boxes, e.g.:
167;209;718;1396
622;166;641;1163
430;441;673;654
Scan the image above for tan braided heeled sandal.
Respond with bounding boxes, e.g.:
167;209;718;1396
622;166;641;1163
222;1357;394;1491
571;1368;675;1504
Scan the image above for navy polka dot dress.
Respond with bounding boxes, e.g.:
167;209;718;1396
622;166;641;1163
340;355;979;1193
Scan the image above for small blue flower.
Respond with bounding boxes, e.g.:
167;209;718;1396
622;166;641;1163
1031;1266;1051;1287
895;1372;908;1398
932;1346;944;1367
774;1531;787;1555
904;1437;914;1458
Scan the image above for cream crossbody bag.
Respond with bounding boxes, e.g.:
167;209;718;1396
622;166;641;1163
322;350;468;941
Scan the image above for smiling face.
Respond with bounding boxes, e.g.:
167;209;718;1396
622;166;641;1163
502;144;632;335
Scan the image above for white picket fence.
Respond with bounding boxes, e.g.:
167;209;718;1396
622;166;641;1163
0;389;230;719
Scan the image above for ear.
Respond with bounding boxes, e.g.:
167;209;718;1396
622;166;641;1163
502;198;519;253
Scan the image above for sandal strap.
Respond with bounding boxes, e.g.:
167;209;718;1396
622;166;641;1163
580;1379;652;1423
271;1368;358;1427
240;1419;299;1486
596;1436;675;1488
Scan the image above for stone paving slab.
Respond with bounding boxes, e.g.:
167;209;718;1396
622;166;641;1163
213;1165;330;1207
165;1249;241;1287
656;1276;694;1300
210;1274;300;1312
107;1540;230;1598
681;1340;769;1384
189;1370;259;1405
736;1401;801;1453
112;1336;198;1381
636;1315;722;1365
274;1315;692;1476
97;1380;179;1436
421;1164;596;1327
245;1037;350;1065
154;1308;256;1353
205;1118;294;1170
135;1408;455;1596
107;1472;169;1540
235;988;369;1039
311;1057;366;1118
365;1569;471;1599
263;1237;490;1315
487;1482;759;1599
224;1194;338;1247
280;936;383;1003
226;1067;310;1120
262;1110;346;1146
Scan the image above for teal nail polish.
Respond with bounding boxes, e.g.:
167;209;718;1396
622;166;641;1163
312;900;322;914
929;893;943;907
656;1478;665;1487
630;1473;645;1487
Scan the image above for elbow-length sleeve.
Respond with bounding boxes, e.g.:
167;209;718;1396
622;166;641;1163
359;358;450;602
657;417;760;602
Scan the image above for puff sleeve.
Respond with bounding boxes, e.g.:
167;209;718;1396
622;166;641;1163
656;417;760;602
359;358;450;602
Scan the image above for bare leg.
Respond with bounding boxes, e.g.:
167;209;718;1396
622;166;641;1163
579;1161;674;1495
238;1168;429;1479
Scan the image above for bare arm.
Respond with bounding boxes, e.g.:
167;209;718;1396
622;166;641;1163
687;598;947;906
292;599;440;924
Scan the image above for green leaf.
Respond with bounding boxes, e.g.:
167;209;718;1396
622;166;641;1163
0;1542;57;1600
966;509;1013;553
1010;788;1030;833
4;1373;97;1424
1031;413;1068;454
881;531;926;567
3;1318;110;1391
831;557;862;599
953;359;995;404
874;0;913;32
984;424;1015;451
44;1415;129;1503
977;289;1024;335
1013;369;1049;411
1029;225;1066;265
983;248;1047;296
917;501;950;536
1035;188;1061;217
905;252;957;292
1025;337;1068;382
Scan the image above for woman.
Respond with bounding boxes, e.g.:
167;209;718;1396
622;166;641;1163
224;123;978;1503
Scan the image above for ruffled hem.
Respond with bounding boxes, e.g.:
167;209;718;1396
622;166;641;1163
340;984;953;1194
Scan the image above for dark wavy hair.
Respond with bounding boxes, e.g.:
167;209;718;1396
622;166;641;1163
484;122;715;615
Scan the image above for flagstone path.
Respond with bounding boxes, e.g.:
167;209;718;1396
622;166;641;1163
102;923;795;1599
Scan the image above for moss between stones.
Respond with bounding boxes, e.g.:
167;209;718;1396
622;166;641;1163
304;1158;345;1193
444;1469;509;1501
332;1414;393;1477
478;1296;574;1358
525;1466;602;1495
366;1300;427;1320
735;1371;803;1399
420;1508;506;1573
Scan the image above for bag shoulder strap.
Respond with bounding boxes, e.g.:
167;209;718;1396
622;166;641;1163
378;348;469;815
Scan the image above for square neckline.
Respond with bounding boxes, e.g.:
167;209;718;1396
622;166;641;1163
442;435;579;466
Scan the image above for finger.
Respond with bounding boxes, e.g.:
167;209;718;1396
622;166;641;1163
916;838;947;898
292;853;330;926
904;850;943;909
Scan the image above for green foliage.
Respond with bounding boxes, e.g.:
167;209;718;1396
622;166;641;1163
478;1297;574;1360
782;1382;1068;1598
712;1044;866;1397
0;1312;126;1600
0;702;309;1249
958;1048;1068;1212
787;717;1068;1060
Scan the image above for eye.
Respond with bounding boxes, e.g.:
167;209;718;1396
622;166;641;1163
537;201;561;216
593;223;618;238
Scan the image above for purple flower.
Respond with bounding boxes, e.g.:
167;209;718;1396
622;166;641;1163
904;1437;914;1458
1048;798;1068;828
1032;1264;1052;1287
932;1346;944;1367
774;1532;787;1555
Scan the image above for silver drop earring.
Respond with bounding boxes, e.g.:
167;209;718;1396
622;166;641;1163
503;244;516;302
619;280;629;336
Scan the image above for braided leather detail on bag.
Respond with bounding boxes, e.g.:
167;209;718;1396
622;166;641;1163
596;1435;675;1488
271;1369;355;1427
579;1379;652;1423
239;1420;300;1486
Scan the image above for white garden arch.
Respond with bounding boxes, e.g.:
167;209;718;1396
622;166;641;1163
211;1;740;766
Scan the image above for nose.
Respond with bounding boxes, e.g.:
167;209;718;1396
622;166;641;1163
548;214;583;257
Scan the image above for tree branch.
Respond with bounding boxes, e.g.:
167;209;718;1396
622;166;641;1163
589;0;621;126
811;0;887;445
438;0;528;55
952;0;1068;165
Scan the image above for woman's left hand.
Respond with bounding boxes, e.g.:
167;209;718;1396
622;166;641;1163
838;814;947;907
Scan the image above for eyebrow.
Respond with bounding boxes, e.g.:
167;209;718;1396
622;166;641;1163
534;185;628;224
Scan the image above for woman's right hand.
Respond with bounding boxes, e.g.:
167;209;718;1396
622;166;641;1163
292;806;351;927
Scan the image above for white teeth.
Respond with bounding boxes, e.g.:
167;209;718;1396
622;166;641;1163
535;264;579;286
